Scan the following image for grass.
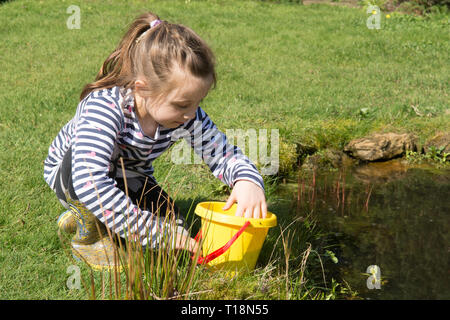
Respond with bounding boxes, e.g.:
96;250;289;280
0;0;448;299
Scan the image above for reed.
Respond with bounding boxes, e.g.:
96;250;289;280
56;160;204;300
295;167;375;216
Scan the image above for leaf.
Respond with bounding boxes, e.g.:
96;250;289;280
358;108;369;117
325;250;338;264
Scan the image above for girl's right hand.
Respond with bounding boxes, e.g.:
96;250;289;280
175;233;202;256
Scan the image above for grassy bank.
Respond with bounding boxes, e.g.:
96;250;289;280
0;0;448;299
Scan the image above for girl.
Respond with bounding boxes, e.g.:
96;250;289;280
44;12;267;253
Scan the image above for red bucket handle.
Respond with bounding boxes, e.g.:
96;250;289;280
193;220;251;265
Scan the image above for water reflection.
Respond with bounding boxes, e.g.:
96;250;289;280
276;160;450;299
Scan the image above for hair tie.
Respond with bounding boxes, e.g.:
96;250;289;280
135;19;162;44
150;19;161;28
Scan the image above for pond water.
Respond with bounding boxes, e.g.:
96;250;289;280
276;160;449;299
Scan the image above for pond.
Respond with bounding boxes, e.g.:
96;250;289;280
276;160;449;299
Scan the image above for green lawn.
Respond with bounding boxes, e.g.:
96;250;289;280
0;0;448;299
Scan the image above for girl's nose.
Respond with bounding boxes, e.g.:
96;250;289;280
184;110;196;120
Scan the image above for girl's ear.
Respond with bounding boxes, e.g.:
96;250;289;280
134;79;147;91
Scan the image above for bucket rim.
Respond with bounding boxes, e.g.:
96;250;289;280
194;201;277;228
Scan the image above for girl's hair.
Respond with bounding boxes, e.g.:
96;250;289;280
79;11;217;102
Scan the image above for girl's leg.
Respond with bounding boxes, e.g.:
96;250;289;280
54;147;80;234
114;176;181;219
53;146;77;209
114;176;189;245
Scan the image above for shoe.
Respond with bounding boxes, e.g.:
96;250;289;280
57;209;77;234
71;236;125;271
66;200;125;271
69;201;107;245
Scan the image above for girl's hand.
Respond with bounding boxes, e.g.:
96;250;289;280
222;180;267;219
175;233;202;256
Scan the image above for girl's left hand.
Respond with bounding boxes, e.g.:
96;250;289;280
222;180;267;219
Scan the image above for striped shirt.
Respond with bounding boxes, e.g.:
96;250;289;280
44;86;264;247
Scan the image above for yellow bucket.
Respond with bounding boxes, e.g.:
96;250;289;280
194;201;277;273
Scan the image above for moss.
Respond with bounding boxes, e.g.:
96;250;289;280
278;138;299;177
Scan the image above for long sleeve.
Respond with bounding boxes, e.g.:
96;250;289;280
71;94;169;248
172;107;265;191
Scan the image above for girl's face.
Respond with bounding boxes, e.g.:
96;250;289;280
135;68;213;129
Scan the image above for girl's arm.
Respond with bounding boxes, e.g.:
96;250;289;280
71;93;178;248
176;107;267;218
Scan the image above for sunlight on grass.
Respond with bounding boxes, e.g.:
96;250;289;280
0;0;447;299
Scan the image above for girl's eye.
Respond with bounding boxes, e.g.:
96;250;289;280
174;98;203;109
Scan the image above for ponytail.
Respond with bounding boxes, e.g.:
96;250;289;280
79;12;216;102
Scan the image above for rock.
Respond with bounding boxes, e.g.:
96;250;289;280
296;142;317;158
302;154;322;170
322;149;354;168
423;132;450;154
344;133;418;161
290;142;316;171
